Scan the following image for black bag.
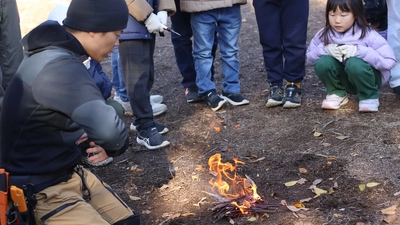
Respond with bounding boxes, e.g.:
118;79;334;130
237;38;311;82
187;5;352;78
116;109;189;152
364;0;387;31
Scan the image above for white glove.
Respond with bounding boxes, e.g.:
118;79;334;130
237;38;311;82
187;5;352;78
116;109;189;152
338;45;357;60
157;11;168;26
144;13;164;34
325;44;344;62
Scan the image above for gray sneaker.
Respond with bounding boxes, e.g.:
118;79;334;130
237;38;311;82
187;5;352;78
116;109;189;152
266;85;284;107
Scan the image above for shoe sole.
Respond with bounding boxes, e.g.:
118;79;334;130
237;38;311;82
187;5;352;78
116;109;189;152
321;98;349;110
186;98;203;103
359;107;378;112
283;100;301;108
265;100;283;108
221;96;249;106
153;107;167;117
136;137;170;149
211;98;227;111
130;124;169;135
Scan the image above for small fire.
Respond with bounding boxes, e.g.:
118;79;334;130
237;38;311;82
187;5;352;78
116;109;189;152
208;153;261;214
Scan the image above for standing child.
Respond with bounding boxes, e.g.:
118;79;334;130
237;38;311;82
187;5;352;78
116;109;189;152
253;0;309;108
180;0;249;112
306;0;396;112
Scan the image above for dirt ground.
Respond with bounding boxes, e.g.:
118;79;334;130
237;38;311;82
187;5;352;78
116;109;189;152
18;0;400;224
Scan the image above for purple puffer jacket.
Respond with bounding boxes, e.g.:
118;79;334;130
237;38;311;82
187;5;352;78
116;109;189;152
306;25;397;84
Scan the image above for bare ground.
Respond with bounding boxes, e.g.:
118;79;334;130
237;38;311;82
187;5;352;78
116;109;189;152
19;0;400;224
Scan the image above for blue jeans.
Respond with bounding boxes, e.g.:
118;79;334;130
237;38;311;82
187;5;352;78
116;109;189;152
191;5;242;95
170;0;218;89
111;46;129;102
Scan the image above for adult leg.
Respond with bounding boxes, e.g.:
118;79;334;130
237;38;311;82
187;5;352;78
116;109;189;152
35;167;135;225
253;0;283;85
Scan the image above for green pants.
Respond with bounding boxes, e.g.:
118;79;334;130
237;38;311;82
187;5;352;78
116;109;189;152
314;56;382;100
106;99;125;118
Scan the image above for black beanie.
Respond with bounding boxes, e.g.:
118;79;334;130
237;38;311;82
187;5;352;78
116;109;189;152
64;0;128;32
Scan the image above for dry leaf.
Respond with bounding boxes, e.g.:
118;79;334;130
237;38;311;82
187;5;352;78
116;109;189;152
383;214;397;224
328;187;334;194
314;187;327;195
333;182;338;189
292;202;305;208
350;152;358;156
191;175;199;181
297;178;307;185
299;197;312;203
285;181;298;187
313;178;323;185
333;213;341;218
246;154;258;159
261;213;269;221
248;216;257;222
336;135;349;140
366;182;380;187
381;205;397;215
159;184;169;190
299;168;308;173
286;205;309;212
326;157;336;161
129;195;141;201
314;131;322;137
359;184;366;191
214;126;221;132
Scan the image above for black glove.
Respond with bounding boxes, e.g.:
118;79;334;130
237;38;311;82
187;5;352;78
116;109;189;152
393;86;400;99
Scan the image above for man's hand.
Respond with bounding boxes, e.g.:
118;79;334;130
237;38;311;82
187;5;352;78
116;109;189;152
325;44;344;62
157;11;168;26
144;13;164;34
86;141;110;164
339;45;357;60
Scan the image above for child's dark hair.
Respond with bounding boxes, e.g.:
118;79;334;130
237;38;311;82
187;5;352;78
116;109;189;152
320;0;373;45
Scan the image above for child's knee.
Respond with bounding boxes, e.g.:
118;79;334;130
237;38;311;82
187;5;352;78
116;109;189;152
314;55;339;73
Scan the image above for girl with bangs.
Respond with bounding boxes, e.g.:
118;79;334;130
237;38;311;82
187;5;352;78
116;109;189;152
306;0;396;112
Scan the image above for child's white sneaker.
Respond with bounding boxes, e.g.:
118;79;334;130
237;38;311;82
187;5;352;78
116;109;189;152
321;94;348;109
359;99;379;112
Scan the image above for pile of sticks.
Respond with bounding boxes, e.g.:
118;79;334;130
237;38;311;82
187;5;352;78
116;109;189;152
211;195;280;222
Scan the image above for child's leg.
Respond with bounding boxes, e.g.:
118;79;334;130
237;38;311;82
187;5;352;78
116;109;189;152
191;11;217;95
252;0;283;85
314;55;347;97
345;57;382;100
281;0;309;84
217;5;241;94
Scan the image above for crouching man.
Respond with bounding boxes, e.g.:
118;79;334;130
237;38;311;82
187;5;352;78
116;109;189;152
0;0;139;224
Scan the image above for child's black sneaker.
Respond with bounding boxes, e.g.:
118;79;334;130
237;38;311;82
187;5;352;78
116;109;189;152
265;84;284;107
203;90;226;111
222;92;249;106
136;127;170;150
185;86;202;103
283;83;301;108
130;121;168;134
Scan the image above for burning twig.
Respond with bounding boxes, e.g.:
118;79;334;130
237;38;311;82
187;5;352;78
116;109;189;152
207;153;280;222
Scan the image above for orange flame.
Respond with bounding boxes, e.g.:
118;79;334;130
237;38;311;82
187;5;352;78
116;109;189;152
208;153;261;214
